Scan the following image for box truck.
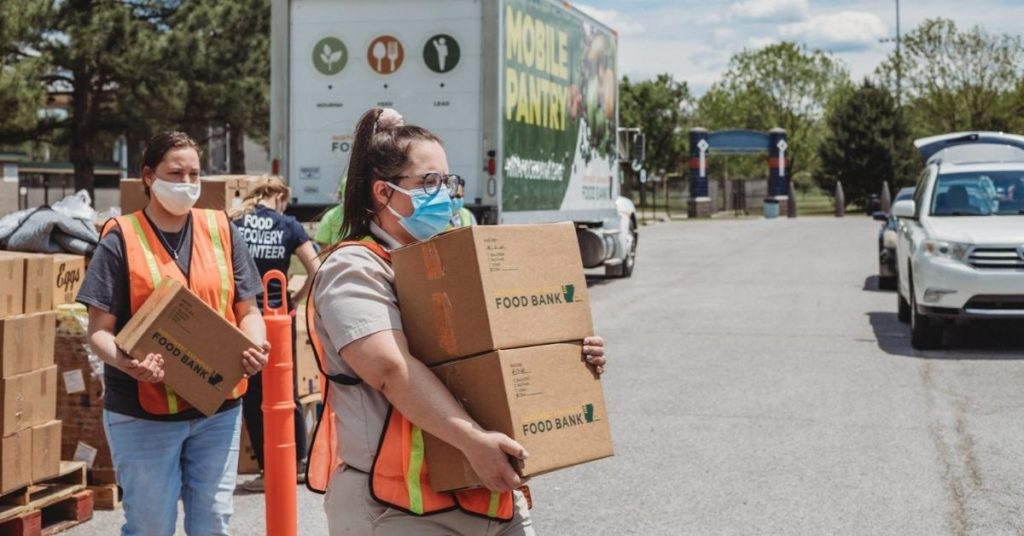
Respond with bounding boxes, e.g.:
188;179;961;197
270;0;638;276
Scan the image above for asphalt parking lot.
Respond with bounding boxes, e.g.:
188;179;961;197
71;216;1024;535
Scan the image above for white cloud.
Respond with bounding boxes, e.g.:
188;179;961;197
779;11;889;51
576;4;646;36
729;0;810;22
748;36;779;49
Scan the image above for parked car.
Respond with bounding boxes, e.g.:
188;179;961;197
894;132;1024;349
873;187;916;289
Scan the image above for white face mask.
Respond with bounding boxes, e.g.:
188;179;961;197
151;177;201;216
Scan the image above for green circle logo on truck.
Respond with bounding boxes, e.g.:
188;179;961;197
313;37;347;75
423;34;460;74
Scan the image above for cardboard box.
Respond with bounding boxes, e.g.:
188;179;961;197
1;312;57;377
0;254;24;320
424;343;613;491
0;366;56;435
34;365;58;427
295;306;320;398
21;254;54;314
393;223;594;365
114;278;253;416
238;421;260;474
31;419;61;482
0;428;32;494
120;176;260;214
51;254;87;308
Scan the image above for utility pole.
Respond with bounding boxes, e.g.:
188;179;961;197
879;0;902;108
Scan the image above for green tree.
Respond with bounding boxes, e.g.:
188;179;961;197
36;0;176;194
877;18;1024;137
697;42;851;181
0;0;52;144
619;74;693;179
818;80;917;207
168;0;270;173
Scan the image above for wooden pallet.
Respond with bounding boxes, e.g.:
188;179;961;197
85;484;120;511
0;490;93;536
0;462;87;526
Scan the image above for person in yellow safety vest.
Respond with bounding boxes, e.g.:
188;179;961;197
450;175;477;228
78;131;269;535
305;107;607;535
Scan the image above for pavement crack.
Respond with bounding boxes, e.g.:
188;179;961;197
919;361;986;536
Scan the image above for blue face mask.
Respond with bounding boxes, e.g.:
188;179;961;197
385;183;453;241
451;196;465;214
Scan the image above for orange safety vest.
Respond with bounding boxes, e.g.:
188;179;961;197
102;208;247;415
305;237;515;521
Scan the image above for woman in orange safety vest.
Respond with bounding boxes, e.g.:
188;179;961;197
79;131;269;535
304;108;607;535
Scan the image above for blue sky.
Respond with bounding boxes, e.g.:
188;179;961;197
576;0;1024;94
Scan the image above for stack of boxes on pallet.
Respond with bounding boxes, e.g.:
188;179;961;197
0;252;65;495
392;223;614;492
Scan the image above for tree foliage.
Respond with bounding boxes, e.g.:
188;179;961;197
877;18;1024;137
818;81;917;207
2;0;270;191
619;74;692;178
697;43;851;182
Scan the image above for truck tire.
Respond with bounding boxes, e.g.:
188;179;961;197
621;217;637;278
909;279;942;350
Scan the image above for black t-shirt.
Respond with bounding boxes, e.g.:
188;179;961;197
76;211;263;421
232;205;310;309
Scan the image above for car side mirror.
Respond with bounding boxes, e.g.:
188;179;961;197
872;211;888;222
892;200;916;219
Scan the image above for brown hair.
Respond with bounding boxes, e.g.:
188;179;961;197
339;107;442;242
140;131;201;195
228;175;291;220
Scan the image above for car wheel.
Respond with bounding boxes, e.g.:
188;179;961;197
909;279;942;350
622;218;637;278
879;274;897;290
897;291;910;323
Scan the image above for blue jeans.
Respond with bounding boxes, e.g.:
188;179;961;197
103;406;242;536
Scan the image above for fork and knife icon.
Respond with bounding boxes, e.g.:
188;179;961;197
370;36;403;74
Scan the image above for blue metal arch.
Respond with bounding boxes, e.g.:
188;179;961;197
707;130;771;154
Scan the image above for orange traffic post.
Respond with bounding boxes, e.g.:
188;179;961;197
261;270;297;536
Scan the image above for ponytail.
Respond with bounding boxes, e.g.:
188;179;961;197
339;107;441;242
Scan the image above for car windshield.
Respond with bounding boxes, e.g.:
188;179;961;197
930;171;1024;216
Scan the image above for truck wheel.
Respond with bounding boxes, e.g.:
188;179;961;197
621;218;637;278
910;280;942;350
897;292;910;323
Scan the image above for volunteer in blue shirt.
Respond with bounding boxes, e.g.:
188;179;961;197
229;175;321;492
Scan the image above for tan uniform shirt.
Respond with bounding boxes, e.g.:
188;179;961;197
312;223;402;471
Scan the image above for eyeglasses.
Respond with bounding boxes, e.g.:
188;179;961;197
391;172;462;196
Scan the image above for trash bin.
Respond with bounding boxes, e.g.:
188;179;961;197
763;198;779;219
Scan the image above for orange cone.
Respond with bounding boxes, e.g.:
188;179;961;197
261;270;297;536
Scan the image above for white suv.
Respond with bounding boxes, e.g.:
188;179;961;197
893;132;1024;349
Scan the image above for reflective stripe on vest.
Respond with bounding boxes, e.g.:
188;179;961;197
103;209;247;415
304;237;514;522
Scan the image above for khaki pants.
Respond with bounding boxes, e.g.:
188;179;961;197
324;466;535;536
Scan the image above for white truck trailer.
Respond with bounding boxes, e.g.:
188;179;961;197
270;0;637;276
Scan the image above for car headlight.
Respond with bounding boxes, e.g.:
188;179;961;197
922;240;970;262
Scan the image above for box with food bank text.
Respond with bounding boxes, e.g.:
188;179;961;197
114;278;253;416
423;342;613;491
393;223;593;365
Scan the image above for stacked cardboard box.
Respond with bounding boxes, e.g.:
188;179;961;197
392;223;614;492
119;175;264;214
0;252;61;494
55;304;116;485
